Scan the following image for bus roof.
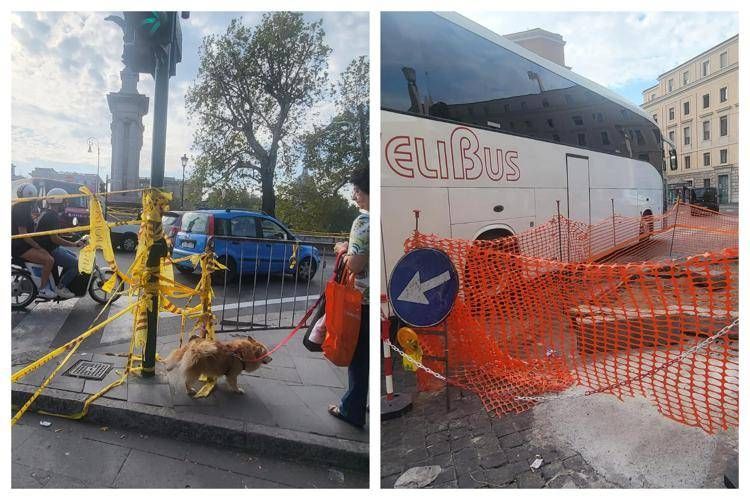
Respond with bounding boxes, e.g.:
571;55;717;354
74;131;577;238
436;12;657;126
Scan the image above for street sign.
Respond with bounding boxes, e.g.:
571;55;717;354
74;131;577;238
389;248;459;327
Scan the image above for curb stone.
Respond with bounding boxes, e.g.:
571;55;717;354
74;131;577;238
12;383;368;471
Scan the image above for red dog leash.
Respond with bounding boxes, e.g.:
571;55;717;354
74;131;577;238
247;292;324;362
248;251;347;362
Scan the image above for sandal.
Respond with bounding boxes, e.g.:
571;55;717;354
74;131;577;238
328;404;364;428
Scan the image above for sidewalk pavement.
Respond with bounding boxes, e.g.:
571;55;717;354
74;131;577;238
12;308;368;472
381;358;736;488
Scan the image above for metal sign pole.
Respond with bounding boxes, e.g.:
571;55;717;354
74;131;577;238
142;12;175;377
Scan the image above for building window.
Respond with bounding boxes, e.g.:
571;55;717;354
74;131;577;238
572;115;584;126
504;104;511;113
651;93;656;101
703;121;710;141
704;178;710;188
702;60;709;77
669;130;675;143
720;51;728;68
577;133;587;146
546;118;554;128
686;180;693;187
683;126;690;146
601;131;610;145
552;134;560;142
720;149;728;164
720;86;727;102
653;114;658;123
720;115;728;137
703;152;711;166
668;79;674;92
564;94;574;105
703;94;710;108
521;101;528;110
683;101;690;115
542;98;550;108
524;120;532;128
683;71;689;85
684;155;691;169
592;112;604;122
652;129;660;143
669;107;675;121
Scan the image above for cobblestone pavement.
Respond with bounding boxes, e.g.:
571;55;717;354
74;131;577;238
381;363;616;489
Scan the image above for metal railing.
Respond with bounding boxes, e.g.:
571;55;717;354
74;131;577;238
208;234;346;333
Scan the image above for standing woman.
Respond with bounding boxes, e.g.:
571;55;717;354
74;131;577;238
329;167;369;428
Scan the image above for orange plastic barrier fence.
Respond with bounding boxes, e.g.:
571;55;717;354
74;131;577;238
402;203;738;433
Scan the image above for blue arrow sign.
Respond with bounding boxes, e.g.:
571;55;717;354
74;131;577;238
389;248;459;327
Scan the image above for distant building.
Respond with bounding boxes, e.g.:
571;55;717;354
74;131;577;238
642;35;738;205
28;167;103;194
139;176;182;206
504;28;568;68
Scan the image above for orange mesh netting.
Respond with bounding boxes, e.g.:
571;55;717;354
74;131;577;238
401;202;738;433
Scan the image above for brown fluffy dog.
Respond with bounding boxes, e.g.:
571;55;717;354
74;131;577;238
164;335;272;395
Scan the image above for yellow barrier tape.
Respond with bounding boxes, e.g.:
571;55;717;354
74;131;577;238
38;295;145;421
12;339;84;426
11;301;139;384
10;219;141;240
11;185;240;421
12;187;148;205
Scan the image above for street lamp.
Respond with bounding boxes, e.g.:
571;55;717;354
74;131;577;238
180;153;188;209
87;137;101;194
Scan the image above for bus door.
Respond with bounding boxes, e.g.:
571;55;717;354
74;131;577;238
565;154;591;259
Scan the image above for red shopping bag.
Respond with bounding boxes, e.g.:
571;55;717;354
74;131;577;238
323;257;362;366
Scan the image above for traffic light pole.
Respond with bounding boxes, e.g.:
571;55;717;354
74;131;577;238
142;13;175;378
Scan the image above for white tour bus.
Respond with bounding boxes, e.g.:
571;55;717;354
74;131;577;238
381;12;672;285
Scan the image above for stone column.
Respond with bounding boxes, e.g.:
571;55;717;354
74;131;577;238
107;70;149;203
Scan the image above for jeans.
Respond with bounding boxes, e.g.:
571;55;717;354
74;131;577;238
51;247;78;288
340;304;369;426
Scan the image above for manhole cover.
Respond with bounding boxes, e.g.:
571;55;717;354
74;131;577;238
64;360;113;381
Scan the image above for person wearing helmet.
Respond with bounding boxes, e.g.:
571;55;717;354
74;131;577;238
12;183;56;299
36;188;85;300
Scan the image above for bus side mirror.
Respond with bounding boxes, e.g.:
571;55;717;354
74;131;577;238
669;148;677;170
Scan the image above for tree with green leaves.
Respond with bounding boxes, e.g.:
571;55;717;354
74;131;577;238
276;173;359;233
297;56;369;195
186;12;331;216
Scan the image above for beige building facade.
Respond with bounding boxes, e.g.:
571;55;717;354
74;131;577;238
642;34;738;205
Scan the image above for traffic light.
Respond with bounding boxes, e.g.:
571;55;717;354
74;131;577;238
122;12;182;77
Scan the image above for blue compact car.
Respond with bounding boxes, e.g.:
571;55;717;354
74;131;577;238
171;209;320;283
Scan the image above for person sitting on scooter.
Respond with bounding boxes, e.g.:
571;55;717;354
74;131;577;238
35;188;86;300
12;183;57;299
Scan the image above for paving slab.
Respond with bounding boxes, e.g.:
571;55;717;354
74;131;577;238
13;321;368;471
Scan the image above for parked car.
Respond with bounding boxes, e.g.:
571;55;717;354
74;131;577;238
110;223;140;252
689;187;719;214
162;210;185;250
171;209;321;283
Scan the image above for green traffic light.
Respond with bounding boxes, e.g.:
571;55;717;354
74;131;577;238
141;11;162;35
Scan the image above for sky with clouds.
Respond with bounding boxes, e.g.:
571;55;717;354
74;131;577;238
11;11;738;183
11;11;369;181
461;11;739;105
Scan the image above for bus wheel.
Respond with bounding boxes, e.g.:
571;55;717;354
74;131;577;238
476;229;518;253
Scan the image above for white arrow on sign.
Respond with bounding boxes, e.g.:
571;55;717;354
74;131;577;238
396;270;452;305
